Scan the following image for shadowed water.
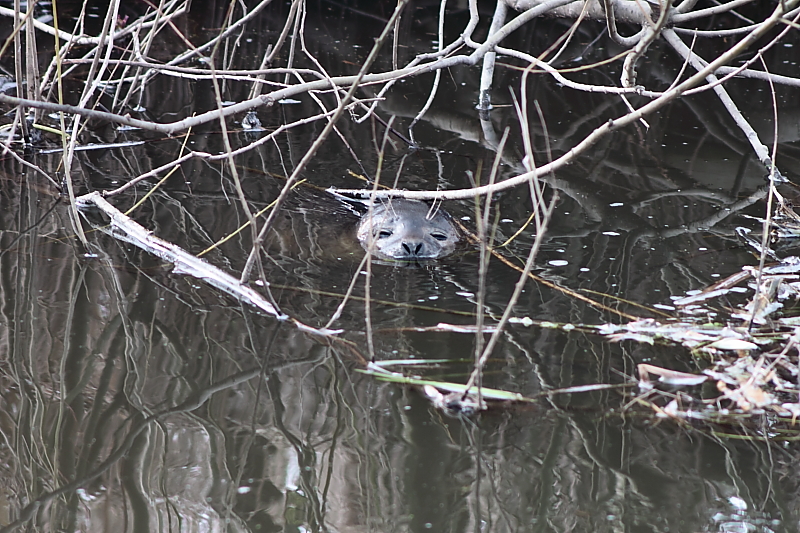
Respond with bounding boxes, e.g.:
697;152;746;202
1;1;799;532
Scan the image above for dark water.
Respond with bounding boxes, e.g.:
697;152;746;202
1;1;799;532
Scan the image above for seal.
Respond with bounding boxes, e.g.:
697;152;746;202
356;199;460;261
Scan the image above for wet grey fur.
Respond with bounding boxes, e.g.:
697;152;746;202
356;199;460;261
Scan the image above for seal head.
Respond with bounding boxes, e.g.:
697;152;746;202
356;199;460;261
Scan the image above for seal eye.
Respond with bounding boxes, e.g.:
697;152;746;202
377;229;393;238
430;232;448;241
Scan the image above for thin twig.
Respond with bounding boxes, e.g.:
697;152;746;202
751;57;781;329
331;0;798;201
239;0;412;283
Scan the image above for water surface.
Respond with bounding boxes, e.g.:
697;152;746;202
0;1;799;532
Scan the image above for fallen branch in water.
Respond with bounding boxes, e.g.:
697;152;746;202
75;191;342;337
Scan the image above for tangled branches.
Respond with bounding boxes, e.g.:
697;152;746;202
1;0;797;198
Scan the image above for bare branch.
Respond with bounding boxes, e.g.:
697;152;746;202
332;0;798;201
672;0;758;23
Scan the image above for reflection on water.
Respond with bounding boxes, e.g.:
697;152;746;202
1;1;799;532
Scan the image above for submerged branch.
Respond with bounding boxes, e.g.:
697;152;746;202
75;192;341;337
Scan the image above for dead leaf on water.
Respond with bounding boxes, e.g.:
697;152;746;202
638;364;708;388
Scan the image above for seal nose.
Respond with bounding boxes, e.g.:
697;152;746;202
401;240;424;257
